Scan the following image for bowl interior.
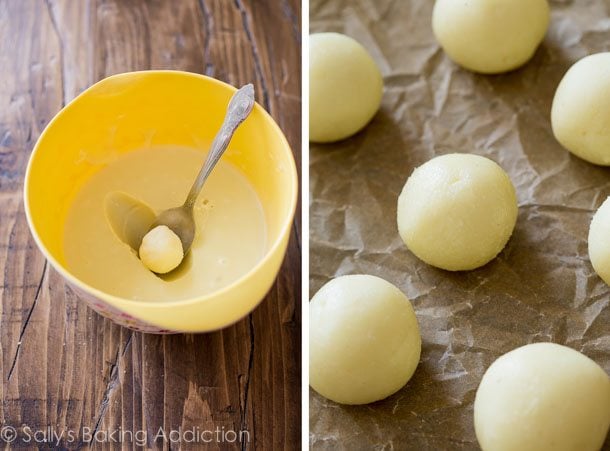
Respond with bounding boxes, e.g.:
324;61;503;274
26;71;296;301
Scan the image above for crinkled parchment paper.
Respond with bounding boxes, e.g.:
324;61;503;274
309;0;610;449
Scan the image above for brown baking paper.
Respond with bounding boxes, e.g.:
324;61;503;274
309;1;610;449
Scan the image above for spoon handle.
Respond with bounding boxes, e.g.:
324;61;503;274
183;83;256;209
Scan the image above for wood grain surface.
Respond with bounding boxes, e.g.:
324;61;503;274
0;0;301;449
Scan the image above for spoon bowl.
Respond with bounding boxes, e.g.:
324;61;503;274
104;191;156;251
104;192;193;279
152;205;196;252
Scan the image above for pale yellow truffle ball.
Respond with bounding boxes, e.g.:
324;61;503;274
309;275;421;405
552;53;610;165
139;225;184;274
474;343;610;451
397;154;518;271
588;197;610;285
432;0;550;74
309;32;383;143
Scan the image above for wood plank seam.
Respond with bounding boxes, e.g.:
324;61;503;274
5;261;47;382
233;0;271;112
280;0;300;43
89;332;133;445
197;0;215;76
239;316;255;451
44;0;67;108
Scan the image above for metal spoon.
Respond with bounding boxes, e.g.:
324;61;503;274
150;83;255;255
104;83;255;262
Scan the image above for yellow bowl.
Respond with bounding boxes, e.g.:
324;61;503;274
24;71;298;333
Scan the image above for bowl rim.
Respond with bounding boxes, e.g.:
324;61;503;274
24;70;299;310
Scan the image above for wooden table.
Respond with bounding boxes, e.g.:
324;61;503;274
0;1;301;449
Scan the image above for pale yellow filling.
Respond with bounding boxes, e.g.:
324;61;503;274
63;146;267;302
139;225;184;274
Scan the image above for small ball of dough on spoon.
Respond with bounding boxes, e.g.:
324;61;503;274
139;225;184;274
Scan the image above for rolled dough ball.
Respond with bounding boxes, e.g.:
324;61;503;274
432;0;550;74
397;153;518;271
309;275;421;405
309;32;383;143
139;225;184;274
588;197;610;285
551;53;610;165
475;343;610;451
